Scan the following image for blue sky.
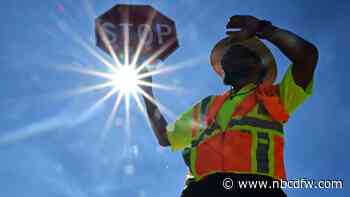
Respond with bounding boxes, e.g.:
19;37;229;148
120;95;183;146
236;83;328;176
0;0;349;196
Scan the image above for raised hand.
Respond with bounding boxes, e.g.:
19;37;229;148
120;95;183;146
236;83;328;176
226;15;262;41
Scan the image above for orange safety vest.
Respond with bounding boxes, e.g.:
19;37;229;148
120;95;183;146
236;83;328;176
183;83;289;181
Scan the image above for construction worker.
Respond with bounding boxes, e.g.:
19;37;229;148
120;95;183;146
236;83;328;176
140;15;318;197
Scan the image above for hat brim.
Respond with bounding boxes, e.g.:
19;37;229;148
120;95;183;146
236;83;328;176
210;36;277;83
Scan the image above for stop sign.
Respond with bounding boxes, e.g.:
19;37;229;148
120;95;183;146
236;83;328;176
95;4;179;63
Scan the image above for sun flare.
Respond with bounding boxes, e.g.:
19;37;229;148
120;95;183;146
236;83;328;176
112;65;142;95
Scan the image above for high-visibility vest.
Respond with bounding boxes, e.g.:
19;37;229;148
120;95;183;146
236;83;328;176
182;83;289;181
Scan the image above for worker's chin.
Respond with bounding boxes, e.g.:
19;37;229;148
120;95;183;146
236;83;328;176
223;77;244;86
223;79;235;86
223;81;244;88
223;78;256;87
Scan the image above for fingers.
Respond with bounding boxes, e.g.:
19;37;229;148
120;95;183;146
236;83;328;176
226;15;247;29
226;15;258;29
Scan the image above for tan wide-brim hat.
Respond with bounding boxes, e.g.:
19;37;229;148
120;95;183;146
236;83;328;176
210;36;277;83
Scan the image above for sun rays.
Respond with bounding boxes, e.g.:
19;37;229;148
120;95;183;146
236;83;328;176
59;6;183;135
56;23;179;138
0;1;207;145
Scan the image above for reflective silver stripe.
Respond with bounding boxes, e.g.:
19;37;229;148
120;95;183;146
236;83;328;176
257;102;269;115
191;96;214;147
229;117;283;133
191;122;220;147
199;96;211;124
256;132;269;173
182;147;192;171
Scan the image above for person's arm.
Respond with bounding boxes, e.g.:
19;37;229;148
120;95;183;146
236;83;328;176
140;76;170;147
257;22;318;90
226;15;319;90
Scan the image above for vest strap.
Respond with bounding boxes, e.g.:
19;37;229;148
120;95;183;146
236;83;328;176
191;104;200;137
204;91;231;126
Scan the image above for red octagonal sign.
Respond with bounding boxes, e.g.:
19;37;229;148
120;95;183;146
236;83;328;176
95;4;179;63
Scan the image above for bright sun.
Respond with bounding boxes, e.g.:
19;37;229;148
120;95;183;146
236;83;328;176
112;65;141;95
